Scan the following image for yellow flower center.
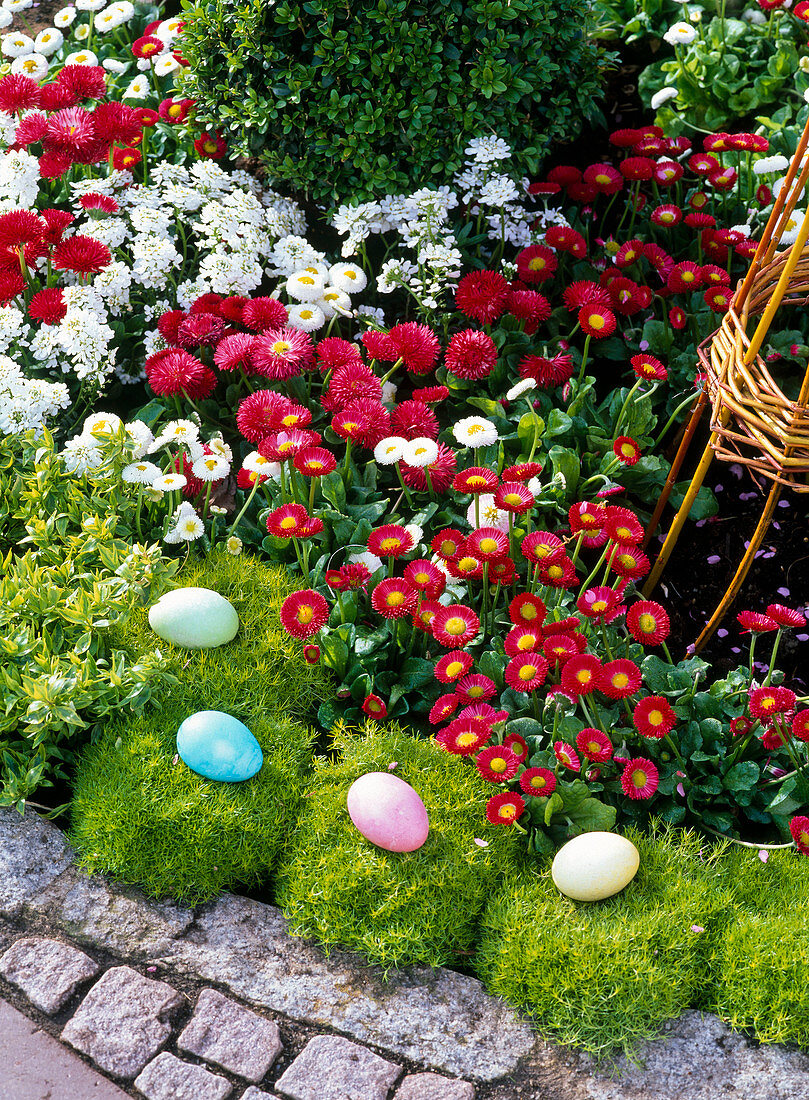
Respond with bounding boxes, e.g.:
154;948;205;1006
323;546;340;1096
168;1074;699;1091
280;517;298;531
592;600;607;613
466;423;484;435
298;276;316;285
528;257;546;271
649;710;664;726
498;804;518;820
620;443;636;458
587;314;605;330
386;592;406;607
297;605;314;624
272;340;291;356
457;732;478;748
632;769;647;788
518;666;535;682
613;673;629;689
490;757;508;774
503;493;522;506
517;636;534;651
467;475;487;488
413;572;429;585
445;616;467;635
638;613;656;633
479;538;498;554
530;775;547;789
379;537;401;553
446;661;464;677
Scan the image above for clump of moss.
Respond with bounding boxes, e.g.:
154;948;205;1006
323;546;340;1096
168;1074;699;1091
707;847;809;1046
69;551;331;904
275;720;520;970
474;826;732;1056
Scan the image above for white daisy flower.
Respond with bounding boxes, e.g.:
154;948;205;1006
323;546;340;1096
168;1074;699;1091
467;493;509;531
123;74;149;99
122;460;160;484
82;411;122;436
64;48;98;66
287;303;325;332
153;54;179;78
753;155;790;176
74;23;90;40
206;435;232;461
285;270;326;301
2;0;33;12
381;381;397;405
33;28;63;55
53;6;77;28
373;436;407;465
242;451;280;478
154;419;199;446
650;86;678;110
11;52;48;79
101;58;126;74
124;420;154;457
0;8;11;26
505;378;537;401
452;416;499;448
75;0;106;10
175;514;205;541
226;535;243;555
328;261;368;293
152;473;187;491
317;288;351;319
62;437;103;475
662;21;697;45
191;454;229;481
402;437;439;467
2;33;34;58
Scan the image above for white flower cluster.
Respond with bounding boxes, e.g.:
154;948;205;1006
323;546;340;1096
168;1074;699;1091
0;354;69;435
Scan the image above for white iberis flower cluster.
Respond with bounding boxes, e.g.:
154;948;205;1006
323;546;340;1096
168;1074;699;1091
0;353;69;434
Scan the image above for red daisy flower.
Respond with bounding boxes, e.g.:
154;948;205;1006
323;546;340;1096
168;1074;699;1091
583;162;623;194
505;653;549;693
516;243;557;284
518;352;575;389
430;694;460;725
51;235;111;275
613;436;642;466
493;482;534;514
313;336;361;373
630;354;667;382
619;156;655;181
279;589;329;638
502;462;543;483
0;210;44;250
0;271;24;304
195;131;227;159
563;280;611;311
748;686;789;720
766;603;807;629
737;610;778;634
132;33;164;58
14;111;48;147
465;526;509;561
455;673;497;705
387;320;440;375
361;694;387;718
729;716;752;737
112;147;142;171
599;658;642;700
235;390;292;442
453;467;498;494
605;507;644;544
620;758;659;800
482;791;526;829
519;767;556;797
651;204;682;228
266;502;312;538
504;624;543;656
508;592;547;626
541;633;581;668
371;578;418;619
790;816;809;856
250;327;314;379
444;329;498;380
578;304;616;338
506;288;551;324
158;96;195;123
367;524;414;559
390;399;439;441
0;73;41;113
437;716;493;756
294;446;337;478
92;100;142;147
431;528;465;561
26;288;64;325
704;286;731;314
633;696;677;739
455;269;509;323
176;313;226;350
792;710;809;743
560;653;602;696
403;560;445;598
554;742;581;771
608;543;650;580
434;649;474;684
669;306;687;330
432;604;480;648
412;384;449;404
576;728;613;763
503;733;529;763
303;644;320;664
448;552;484;582
520;531;566;567
401;442;457;494
545;225;587;257
361;328;397;362
577;586;623;623
626;601;670;646
214;333;256;373
666;261;703;294
261;429;320;463
145;349;217;400
701;264;731;288
476;745;521;784
609;128;642;147
241;296;289;332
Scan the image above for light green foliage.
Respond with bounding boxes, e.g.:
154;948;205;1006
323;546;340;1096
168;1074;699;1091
276;720;520;969
0;432;178;810
178;0;610;202
707;848;809;1045
69;550;331;903
475;826;732;1055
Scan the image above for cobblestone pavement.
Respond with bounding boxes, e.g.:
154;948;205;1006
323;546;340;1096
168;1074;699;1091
2;809;809;1100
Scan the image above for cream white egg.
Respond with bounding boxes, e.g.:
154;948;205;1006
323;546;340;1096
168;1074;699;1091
551;832;639;902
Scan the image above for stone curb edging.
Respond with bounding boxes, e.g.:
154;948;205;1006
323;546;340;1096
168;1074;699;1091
2;808;809;1100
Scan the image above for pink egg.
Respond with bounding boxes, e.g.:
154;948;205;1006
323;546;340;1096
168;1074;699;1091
346;772;430;853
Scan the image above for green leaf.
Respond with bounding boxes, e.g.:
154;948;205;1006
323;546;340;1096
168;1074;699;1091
722;761;760;792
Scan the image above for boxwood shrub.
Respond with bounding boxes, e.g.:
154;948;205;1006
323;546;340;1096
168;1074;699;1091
474;826;732;1055
178;0;609;202
69;551;331;904
275;720;520;968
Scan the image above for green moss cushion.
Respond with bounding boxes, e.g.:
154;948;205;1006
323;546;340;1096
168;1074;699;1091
69;551;331;904
275;721;520;969
707;848;809;1046
474;827;731;1055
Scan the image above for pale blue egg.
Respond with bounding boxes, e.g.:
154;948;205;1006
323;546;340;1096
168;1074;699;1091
149;587;239;649
177;710;263;782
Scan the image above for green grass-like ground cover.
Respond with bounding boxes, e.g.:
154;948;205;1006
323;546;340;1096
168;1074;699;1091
69;551;331;904
275;720;521;970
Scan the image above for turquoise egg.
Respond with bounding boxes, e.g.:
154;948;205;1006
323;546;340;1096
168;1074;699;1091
177;711;263;783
